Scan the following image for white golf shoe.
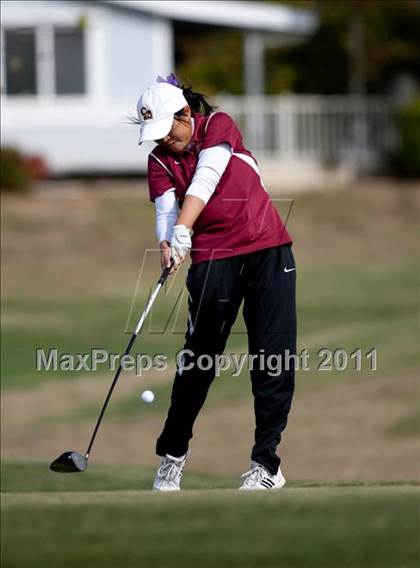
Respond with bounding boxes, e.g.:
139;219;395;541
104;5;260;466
152;449;190;492
239;461;286;490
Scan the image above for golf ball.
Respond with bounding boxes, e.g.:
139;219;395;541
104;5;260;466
141;390;155;403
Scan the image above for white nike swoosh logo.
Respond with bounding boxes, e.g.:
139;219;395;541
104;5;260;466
174;161;181;165
284;267;296;273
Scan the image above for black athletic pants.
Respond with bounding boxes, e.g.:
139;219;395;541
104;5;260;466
156;244;297;474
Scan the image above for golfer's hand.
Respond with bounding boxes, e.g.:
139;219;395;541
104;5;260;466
159;240;177;274
170;224;192;267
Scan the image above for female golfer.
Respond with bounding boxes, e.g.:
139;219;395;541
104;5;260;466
135;74;296;491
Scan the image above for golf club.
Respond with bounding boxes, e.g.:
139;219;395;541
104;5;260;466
50;259;175;473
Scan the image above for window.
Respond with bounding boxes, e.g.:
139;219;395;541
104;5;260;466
54;28;85;95
5;28;37;95
3;26;85;96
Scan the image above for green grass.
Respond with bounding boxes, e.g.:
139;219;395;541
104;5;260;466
1;291;248;389
2;484;419;568
1;462;236;493
2;262;418;389
2;187;420;567
387;406;420;438
2;463;419;568
2;189;419;390
2;462;420;568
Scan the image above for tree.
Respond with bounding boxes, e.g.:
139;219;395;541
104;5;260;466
175;1;420;95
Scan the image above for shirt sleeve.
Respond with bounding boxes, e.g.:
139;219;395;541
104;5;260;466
148;153;175;202
185;143;232;204
155;188;178;243
200;112;242;151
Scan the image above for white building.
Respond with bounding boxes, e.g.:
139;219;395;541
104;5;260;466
1;0;316;175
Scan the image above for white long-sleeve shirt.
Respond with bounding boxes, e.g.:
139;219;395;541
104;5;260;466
154;132;232;243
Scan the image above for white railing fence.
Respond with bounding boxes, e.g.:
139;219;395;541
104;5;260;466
2;94;398;175
217;95;397;173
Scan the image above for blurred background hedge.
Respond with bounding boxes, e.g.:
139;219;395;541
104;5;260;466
394;97;420;177
1;147;48;192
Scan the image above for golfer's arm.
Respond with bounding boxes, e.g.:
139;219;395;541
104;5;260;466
176;143;232;230
177;195;206;230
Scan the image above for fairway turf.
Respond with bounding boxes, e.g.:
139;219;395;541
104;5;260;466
2;463;419;567
2;485;419;568
2;186;419;389
2;185;419;567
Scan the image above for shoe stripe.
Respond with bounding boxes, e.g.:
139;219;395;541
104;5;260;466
260;478;275;488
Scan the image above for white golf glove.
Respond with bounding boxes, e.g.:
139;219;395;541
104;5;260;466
170;224;192;265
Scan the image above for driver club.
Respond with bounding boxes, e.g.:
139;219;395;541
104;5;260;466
50;259;175;473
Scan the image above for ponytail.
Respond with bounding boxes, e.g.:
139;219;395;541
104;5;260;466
178;83;216;116
158;73;217;116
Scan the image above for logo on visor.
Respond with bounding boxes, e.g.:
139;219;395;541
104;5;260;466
140;107;153;120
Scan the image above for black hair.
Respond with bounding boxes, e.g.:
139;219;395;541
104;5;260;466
127;76;216;125
177;82;217;117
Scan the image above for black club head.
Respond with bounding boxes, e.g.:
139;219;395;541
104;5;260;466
50;451;87;473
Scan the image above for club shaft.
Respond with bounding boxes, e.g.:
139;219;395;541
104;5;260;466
84;261;174;459
85;332;137;458
134;282;162;335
